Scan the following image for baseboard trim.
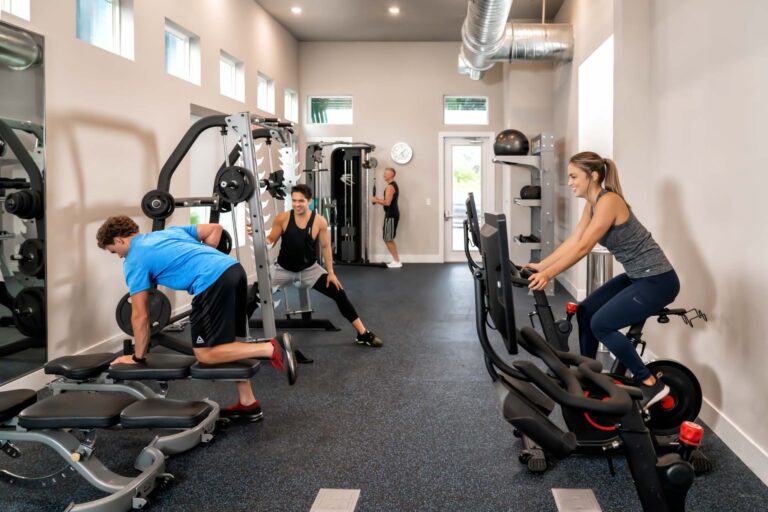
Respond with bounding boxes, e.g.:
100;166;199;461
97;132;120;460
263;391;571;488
699;398;768;485
642;348;768;485
557;275;587;301
371;254;443;264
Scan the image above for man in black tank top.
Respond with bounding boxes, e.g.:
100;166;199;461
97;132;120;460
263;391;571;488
266;184;382;348
371;167;401;268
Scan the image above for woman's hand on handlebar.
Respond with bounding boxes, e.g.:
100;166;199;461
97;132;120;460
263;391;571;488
523;262;542;272
528;270;551;291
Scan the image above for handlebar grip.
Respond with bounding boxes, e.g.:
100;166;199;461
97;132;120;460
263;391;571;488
514;361;633;416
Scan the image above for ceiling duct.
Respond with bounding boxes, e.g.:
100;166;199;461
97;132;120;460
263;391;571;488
0;24;41;71
459;0;573;80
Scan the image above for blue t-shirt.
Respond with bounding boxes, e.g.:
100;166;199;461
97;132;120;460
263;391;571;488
123;226;237;296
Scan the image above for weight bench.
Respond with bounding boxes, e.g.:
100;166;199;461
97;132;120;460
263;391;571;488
0;388;215;511
46;352;261;398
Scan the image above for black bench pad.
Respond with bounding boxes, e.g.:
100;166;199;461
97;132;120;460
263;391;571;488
45;353;116;380
108;353;197;381
190;359;261;379
0;389;37;423
121;398;213;429
18;392;136;429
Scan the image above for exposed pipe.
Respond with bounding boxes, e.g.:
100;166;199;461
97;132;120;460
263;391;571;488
458;0;573;80
0;23;41;71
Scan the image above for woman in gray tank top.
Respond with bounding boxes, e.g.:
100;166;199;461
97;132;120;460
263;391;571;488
525;151;679;409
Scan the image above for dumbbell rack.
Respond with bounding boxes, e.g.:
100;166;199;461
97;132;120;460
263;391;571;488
494;133;556;296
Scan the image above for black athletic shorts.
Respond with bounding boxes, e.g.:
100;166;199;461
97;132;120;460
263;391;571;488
190;263;247;348
383;216;399;242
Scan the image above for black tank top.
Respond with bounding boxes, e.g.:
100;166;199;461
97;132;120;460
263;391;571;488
277;211;318;272
384;181;400;218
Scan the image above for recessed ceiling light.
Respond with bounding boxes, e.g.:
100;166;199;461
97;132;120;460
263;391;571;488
388;6;400;15
291;6;302;15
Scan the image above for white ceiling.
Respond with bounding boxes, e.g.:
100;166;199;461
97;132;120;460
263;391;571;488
256;0;565;42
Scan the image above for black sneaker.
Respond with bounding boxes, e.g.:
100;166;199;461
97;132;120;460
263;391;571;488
221;400;264;422
271;334;297;385
355;330;383;348
640;375;670;410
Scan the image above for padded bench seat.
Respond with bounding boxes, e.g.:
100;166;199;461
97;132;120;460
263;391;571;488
19;392;136;429
109;353;197;381
45;352;115;380
121;398;212;429
190;359;261;380
0;389;37;423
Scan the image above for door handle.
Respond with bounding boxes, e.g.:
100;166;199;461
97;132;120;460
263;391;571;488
444;212;454;220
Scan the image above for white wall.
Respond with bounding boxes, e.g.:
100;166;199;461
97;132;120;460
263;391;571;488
614;0;768;483
0;0;298;384
552;0;615;298
299;42;505;262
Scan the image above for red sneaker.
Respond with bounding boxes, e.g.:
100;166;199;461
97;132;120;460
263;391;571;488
221;400;263;422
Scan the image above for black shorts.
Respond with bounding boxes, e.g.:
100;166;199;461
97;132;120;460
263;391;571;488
383;216;399;242
190;264;247;348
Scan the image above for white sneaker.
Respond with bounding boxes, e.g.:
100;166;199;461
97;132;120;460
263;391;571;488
387;261;403;268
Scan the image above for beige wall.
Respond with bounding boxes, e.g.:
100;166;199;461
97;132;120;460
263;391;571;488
614;0;768;482
299;42;504;261
500;61;555;266
1;0;298;364
551;0;768;482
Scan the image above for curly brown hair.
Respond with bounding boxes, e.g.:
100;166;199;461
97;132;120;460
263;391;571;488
96;215;139;249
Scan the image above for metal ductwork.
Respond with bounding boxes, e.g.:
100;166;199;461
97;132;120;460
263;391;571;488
0;24;41;71
459;0;573;80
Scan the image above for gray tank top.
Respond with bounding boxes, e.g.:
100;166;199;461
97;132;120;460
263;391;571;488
590;190;673;279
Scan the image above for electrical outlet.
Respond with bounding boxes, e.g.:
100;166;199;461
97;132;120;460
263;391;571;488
426;197;431;206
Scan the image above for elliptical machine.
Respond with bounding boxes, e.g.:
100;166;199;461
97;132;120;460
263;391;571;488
473;210;704;511
464;193;711;474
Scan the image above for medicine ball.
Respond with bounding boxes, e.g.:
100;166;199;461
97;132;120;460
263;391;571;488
520;185;541;200
494;129;529;156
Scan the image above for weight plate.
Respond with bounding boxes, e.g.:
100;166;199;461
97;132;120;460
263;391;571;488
141;190;175;220
18;239;45;278
12;287;46;339
217;229;232;254
216;166;256;204
115;289;172;336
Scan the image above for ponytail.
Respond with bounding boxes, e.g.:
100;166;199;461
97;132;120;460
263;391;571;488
602;158;625;200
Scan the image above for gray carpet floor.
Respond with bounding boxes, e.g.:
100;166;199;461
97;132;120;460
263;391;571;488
2;263;767;511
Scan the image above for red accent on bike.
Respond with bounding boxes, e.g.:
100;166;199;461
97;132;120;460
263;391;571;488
582;391;617;432
566;302;578;314
660;395;676;410
679;421;704;447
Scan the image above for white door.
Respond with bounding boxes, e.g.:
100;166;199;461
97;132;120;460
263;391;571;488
443;136;494;262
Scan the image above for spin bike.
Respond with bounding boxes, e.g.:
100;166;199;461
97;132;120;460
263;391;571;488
464;195;711;473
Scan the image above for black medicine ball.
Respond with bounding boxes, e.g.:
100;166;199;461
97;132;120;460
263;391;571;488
494;129;530;156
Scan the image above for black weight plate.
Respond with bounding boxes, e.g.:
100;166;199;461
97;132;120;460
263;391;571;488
115;289;172;336
18;239;45;278
216;166;256;204
141;190;175;220
217;229;232;254
13;287;46;339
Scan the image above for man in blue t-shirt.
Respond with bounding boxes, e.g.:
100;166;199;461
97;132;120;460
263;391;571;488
97;215;297;421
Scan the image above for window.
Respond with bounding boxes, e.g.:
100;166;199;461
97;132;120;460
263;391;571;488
76;0;134;59
444;96;489;125
1;0;30;20
284;89;298;122
308;96;353;125
164;19;200;85
256;72;275;113
219;50;245;102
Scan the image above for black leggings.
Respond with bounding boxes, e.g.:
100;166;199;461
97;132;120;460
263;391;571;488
312;276;359;323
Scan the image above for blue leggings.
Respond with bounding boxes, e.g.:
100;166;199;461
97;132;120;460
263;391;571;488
577;270;680;382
